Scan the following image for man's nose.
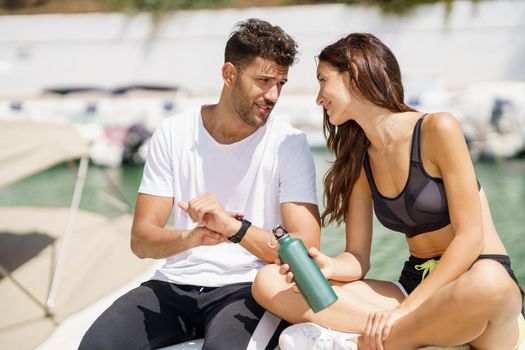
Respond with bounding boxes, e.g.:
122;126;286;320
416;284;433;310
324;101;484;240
264;84;279;103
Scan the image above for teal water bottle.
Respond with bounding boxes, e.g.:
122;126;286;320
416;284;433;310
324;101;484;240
273;225;338;313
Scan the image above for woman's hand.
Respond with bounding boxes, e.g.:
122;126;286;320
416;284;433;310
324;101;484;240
274;247;335;293
308;247;335;280
273;258;299;293
363;307;408;350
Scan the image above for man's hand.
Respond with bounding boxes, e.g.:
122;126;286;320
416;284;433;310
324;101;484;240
178;193;240;238
186;226;228;248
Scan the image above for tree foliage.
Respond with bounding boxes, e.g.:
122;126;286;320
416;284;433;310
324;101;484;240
0;0;475;15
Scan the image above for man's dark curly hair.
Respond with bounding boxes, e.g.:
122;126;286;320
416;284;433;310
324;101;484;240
225;18;298;68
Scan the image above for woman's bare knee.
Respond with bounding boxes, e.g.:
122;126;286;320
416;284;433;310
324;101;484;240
452;260;521;314
252;264;282;306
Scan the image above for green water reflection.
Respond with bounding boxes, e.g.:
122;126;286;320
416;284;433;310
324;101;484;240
0;148;523;289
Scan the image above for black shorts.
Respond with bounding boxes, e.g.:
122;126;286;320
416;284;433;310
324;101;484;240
398;254;524;312
79;280;289;350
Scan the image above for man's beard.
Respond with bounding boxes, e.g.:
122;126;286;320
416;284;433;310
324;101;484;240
231;82;273;128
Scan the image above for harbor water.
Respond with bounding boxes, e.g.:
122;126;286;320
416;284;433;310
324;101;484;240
0;147;523;291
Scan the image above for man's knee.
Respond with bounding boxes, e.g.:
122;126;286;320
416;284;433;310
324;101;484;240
203;293;281;350
79;285;157;349
79;315;128;350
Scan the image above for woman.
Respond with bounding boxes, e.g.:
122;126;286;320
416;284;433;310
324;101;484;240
252;33;524;350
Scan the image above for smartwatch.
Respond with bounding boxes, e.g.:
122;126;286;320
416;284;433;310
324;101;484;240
228;218;251;243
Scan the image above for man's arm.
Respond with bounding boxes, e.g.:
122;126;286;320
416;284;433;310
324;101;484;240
131;193;226;259
238;201;320;262
180;194;320;263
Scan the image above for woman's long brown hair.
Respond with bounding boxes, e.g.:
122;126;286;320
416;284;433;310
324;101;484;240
320;33;416;226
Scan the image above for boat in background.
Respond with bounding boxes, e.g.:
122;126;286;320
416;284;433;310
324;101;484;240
409;81;525;160
0;84;182;167
1;81;524;166
0;120;156;349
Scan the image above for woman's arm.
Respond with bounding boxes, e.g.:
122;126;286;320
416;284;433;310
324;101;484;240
329;167;374;282
398;112;484;312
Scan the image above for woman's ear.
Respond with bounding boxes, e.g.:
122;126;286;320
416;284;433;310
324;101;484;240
222;62;237;88
346;64;365;102
350;62;359;82
347;62;361;95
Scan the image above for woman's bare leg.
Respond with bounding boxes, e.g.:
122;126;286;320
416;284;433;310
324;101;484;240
381;259;522;349
252;264;405;332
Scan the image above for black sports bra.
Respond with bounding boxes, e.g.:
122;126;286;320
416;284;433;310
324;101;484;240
363;115;480;238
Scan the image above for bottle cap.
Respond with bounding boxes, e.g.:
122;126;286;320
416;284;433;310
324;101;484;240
272;225;288;240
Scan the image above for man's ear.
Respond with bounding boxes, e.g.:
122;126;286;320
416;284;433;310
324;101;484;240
222;62;237;88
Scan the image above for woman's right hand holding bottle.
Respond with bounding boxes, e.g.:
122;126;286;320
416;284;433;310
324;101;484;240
275;246;334;293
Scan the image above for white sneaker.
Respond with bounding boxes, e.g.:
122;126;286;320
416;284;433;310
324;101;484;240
279;322;358;350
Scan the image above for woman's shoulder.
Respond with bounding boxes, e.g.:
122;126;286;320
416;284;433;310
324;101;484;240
421;112;464;141
420;112;470;166
421;112;461;134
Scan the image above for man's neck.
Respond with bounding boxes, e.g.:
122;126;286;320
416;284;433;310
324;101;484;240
201;102;259;145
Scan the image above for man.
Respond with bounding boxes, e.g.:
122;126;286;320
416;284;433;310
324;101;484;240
79;18;320;350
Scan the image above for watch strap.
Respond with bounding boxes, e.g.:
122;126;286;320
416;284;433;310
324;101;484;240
228;218;251;243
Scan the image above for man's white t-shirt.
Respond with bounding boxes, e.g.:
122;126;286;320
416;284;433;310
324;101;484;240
139;107;317;287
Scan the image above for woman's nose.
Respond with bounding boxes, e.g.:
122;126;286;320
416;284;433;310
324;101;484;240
316;91;324;106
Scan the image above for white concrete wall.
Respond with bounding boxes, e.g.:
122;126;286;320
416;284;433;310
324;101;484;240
0;0;524;99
